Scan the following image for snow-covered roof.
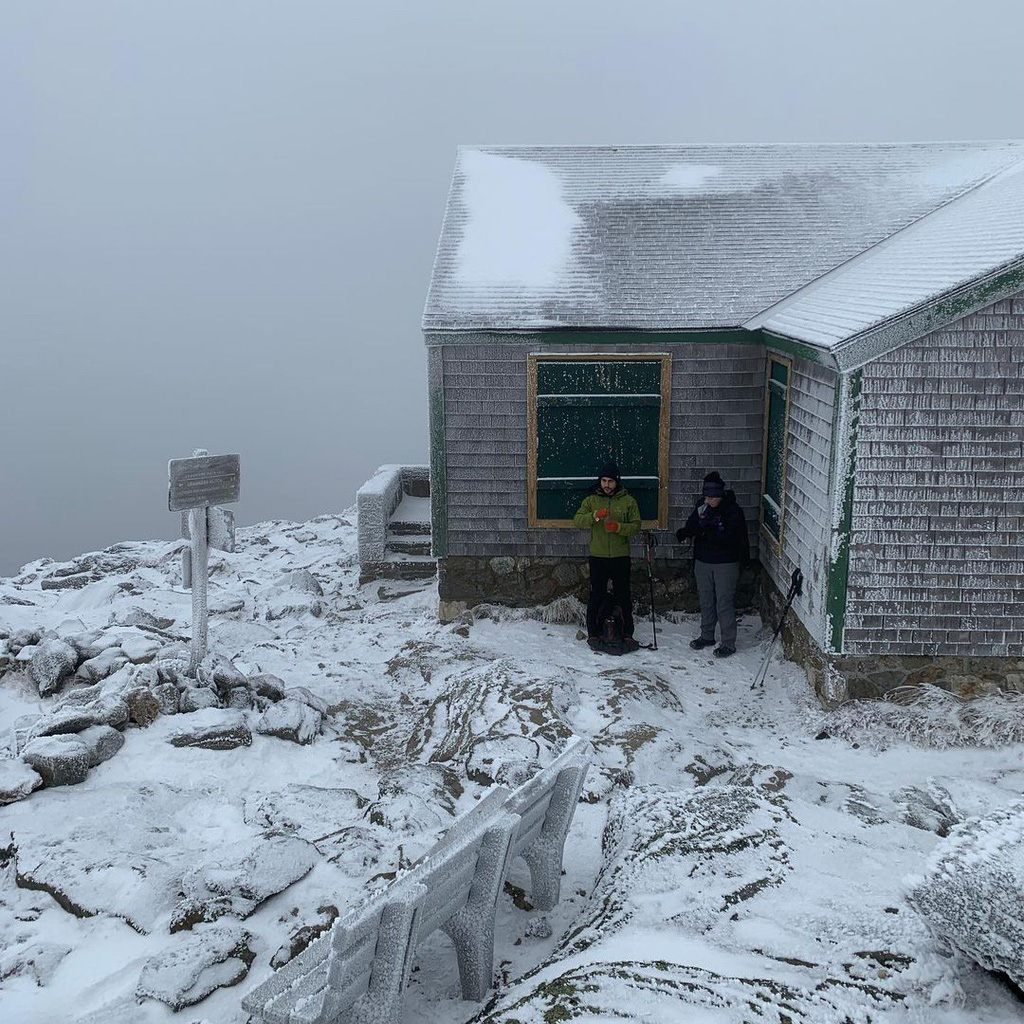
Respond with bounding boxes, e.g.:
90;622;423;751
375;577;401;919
423;142;1024;336
746;159;1024;353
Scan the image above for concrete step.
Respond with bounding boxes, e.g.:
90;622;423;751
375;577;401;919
386;536;432;556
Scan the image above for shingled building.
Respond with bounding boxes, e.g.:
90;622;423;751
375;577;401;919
422;143;1024;703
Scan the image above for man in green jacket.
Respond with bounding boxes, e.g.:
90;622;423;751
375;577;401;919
573;462;641;645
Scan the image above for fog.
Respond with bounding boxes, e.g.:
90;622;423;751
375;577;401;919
3;0;1022;575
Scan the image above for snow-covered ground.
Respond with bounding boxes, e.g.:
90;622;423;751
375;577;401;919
1;512;1022;1023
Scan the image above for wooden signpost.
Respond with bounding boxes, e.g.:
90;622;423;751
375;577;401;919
168;449;241;674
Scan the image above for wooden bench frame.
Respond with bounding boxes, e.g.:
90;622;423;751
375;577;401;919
243;736;589;1024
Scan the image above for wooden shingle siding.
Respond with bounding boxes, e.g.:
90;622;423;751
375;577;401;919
433;336;763;559
845;292;1024;657
760;356;837;647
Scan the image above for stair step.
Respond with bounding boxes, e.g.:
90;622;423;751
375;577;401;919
388;519;431;537
378;559;437;581
386;537;432;556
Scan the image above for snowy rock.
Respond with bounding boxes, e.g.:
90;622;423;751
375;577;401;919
7;628;41;655
0;757;43;804
7;785;197;932
21;734;91;786
153;682;181;715
179;686;222;714
285;685;330;715
225;686;254;710
30;637;79;696
275;569;324;596
0;941;72;986
209;659;248;691
173;835;320;931
249;672;286;701
136;925;255;1010
30;695;130;738
115;607;175;631
119;635;164;663
124;686;162;727
75;647;129;683
906;800;1024;989
209;593;245;615
270;904;339;968
169;713;252;750
77;724;125;767
255;698;323;744
243;784;370;841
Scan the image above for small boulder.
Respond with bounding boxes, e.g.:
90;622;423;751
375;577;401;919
77;725;125;767
0;758;43;804
125;687;162;727
285;686;329;715
249;673;286;701
116;607;175;631
275;569;324;596
169;714;252;751
225;687;253;711
7;628;41;656
256;699;323;745
153;682;181;715
22;735;91;786
75;648;129;683
0;941;72;986
30;638;79;696
120;635;164;664
210;660;248;691
179;687;221;714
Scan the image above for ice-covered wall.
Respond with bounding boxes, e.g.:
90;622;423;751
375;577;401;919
429;334;764;561
759;355;837;650
844;292;1024;657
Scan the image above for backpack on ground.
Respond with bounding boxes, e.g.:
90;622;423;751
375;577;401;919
590;596;637;655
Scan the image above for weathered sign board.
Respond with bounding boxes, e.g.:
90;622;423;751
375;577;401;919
167;451;241;675
168;454;240;512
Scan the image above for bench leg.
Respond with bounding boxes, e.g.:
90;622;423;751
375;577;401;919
522;764;587;911
441;818;517;1002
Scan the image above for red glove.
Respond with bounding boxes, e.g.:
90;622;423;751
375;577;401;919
594;508;609;521
603;520;619;533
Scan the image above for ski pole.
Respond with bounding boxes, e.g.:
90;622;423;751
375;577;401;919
643;531;658;651
752;567;803;689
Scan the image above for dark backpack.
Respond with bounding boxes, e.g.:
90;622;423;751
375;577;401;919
597;597;626;653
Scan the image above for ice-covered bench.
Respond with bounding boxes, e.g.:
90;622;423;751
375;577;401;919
242;737;589;1024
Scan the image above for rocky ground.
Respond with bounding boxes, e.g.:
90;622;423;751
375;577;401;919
0;512;1022;1023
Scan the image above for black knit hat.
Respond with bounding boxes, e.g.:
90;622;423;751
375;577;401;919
702;471;726;497
599;462;621;482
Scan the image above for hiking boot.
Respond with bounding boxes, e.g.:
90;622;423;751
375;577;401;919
713;645;736;659
689;637;715;650
621;637;640;653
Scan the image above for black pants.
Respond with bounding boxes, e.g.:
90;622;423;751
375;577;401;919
587;556;634;638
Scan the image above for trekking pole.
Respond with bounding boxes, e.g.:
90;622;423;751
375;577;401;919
751;567;803;690
643;531;658;651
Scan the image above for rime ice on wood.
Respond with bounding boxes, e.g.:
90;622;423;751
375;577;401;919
167;449;241;674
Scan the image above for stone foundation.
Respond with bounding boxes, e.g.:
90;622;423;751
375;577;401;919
757;575;1024;708
437;555;760;624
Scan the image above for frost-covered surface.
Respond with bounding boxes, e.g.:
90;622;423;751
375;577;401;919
1;512;1024;1023
751;161;1024;348
906;801;1024;990
424;142;1024;331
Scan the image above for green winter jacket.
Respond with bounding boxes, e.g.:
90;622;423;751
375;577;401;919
573;486;642;557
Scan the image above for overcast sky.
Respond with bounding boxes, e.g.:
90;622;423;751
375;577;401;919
2;0;1022;575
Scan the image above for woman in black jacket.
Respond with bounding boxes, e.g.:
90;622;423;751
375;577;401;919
675;471;749;658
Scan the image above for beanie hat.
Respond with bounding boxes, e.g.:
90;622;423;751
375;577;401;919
599;462;621;482
702;471;726;498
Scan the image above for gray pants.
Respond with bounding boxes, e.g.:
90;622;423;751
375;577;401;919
694;560;740;648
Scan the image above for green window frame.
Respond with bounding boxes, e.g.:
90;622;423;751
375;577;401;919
760;353;792;548
526;353;671;528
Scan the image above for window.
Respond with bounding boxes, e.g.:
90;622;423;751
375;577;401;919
526;353;671;528
760;353;791;546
